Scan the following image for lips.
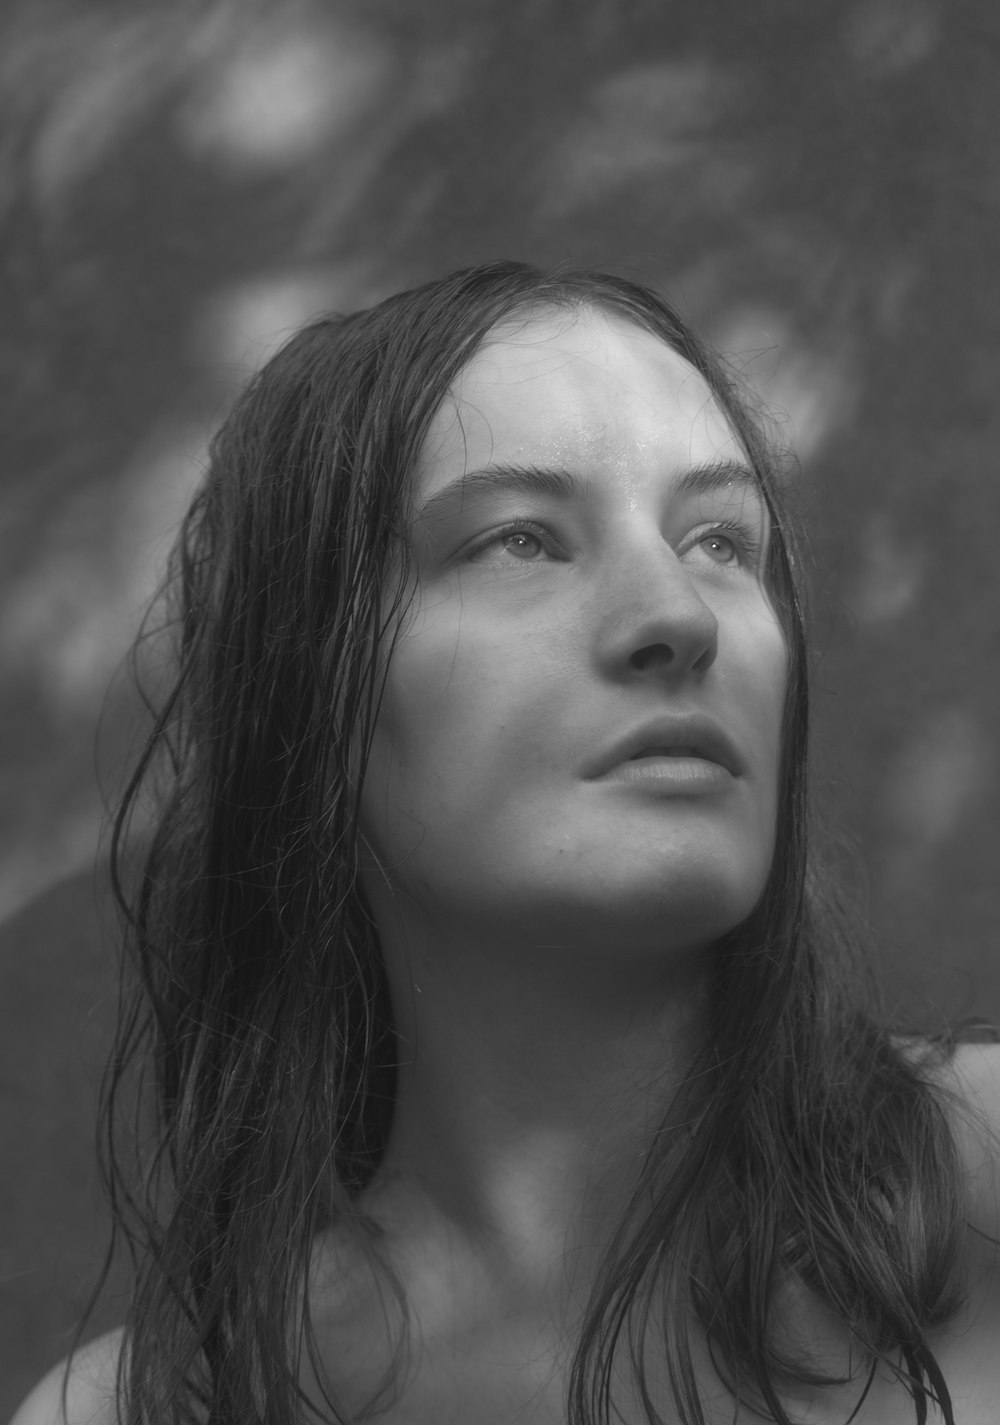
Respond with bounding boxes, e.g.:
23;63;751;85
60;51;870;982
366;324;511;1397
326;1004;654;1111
587;715;745;779
629;746;699;759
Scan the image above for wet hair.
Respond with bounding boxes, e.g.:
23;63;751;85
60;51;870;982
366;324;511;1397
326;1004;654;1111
88;262;963;1424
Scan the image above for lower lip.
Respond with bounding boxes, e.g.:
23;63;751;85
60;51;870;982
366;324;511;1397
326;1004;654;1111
602;756;734;792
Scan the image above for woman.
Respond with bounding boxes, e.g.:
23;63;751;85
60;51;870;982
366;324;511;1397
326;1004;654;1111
15;263;1000;1424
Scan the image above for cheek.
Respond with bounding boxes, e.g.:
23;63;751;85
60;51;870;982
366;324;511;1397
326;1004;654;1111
359;603;569;859
359;616;489;846
724;590;787;699
725;598;788;812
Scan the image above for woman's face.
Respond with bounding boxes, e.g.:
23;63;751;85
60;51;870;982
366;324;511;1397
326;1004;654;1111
359;307;787;959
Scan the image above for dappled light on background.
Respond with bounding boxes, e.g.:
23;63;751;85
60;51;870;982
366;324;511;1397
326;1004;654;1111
876;706;997;991
883;706;993;852
2;1;999;1397
711;307;857;467
176;19;391;171
540;61;746;221
844;512;925;626
0;808;103;930
0;419;207;922
0;482;134;705
843;0;942;77
17;12;179;210
194;264;387;373
2;0;996;966
0;423;206;706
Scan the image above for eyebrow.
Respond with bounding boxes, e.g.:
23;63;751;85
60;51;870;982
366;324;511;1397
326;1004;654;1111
413;458;765;524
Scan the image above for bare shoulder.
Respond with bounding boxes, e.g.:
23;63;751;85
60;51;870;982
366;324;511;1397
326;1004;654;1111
947;1038;1000;1109
913;1041;1000;1424
9;1330;123;1425
939;1040;1000;1239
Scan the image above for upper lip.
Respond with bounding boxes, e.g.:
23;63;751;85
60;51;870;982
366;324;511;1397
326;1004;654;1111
586;714;745;779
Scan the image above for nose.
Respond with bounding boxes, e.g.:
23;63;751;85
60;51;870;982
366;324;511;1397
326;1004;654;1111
593;541;719;682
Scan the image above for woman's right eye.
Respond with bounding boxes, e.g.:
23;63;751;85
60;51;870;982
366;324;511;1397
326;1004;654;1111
466;522;556;564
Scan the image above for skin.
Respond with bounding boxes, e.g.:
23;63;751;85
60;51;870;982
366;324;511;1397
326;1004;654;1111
360;307;786;965
340;306;788;1417
15;308;1000;1425
322;307;1000;1423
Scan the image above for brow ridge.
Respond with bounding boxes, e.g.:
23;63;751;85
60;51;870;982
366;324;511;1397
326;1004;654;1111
414;458;762;524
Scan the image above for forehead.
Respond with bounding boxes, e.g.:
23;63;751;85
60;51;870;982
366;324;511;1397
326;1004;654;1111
414;307;744;500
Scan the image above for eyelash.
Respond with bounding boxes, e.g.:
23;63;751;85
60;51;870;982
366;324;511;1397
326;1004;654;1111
691;518;763;568
465;516;764;567
466;519;559;561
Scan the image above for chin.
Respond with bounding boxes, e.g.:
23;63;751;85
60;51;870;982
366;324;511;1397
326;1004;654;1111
515;815;776;952
365;827;774;960
596;886;762;956
499;858;770;962
572;843;774;957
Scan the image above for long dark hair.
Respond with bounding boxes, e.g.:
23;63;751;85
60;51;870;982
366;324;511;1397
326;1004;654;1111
90;262;963;1424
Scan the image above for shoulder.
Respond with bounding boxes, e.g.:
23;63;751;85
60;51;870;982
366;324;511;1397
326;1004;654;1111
938;1039;1000;1240
946;1037;1000;1114
9;1330;123;1425
916;1042;1000;1424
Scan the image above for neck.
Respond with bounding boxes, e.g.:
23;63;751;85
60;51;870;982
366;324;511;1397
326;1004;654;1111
365;900;709;1311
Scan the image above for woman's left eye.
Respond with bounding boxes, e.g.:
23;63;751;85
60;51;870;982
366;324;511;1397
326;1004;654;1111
686;523;761;568
467;523;554;563
698;531;739;564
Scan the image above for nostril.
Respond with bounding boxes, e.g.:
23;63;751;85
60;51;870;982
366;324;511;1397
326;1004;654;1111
629;642;675;672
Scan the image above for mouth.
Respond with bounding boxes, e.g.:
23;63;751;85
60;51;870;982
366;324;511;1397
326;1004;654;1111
587;716;745;780
629;747;703;760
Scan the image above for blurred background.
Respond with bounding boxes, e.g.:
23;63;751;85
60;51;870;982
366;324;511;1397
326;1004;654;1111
2;0;999;1407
